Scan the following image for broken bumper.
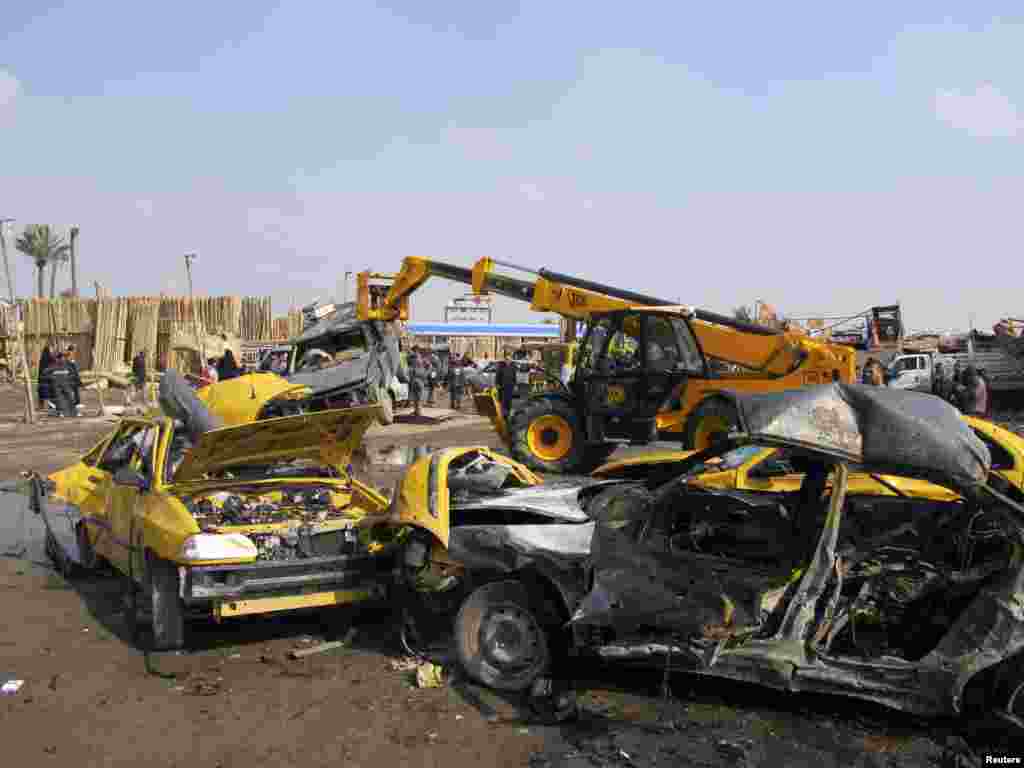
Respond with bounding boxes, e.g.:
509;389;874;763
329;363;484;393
181;550;397;616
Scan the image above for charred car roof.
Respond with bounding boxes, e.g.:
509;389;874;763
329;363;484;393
725;383;990;488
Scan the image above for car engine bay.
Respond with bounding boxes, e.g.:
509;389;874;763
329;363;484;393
184;486;364;561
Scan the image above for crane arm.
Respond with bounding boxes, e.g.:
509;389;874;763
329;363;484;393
471;258;853;378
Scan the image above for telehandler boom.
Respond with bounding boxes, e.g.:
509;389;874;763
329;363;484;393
358;257;856;474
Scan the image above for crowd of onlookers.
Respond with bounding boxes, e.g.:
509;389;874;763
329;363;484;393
860;356;990;418
36;340;82;417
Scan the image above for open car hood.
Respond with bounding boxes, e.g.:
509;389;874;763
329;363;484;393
172;405;378;482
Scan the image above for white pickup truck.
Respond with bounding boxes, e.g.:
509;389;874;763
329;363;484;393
887;350;1024;393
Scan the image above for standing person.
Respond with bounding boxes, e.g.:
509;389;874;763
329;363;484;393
978;369;992;418
425;349;439;405
408;346;427;417
932;362;945;398
496;349;517;419
65;345;82;412
132;351;148;401
955;366;989;417
47;352;76;417
37;340;54;408
448;359;466;411
217;349;241;381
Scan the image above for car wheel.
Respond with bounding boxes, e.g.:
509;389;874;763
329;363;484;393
148;555;186;650
683;397;740;451
454;580;551;692
508;397;587;474
77;521;102;571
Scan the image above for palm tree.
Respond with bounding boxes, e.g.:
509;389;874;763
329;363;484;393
14;225;70;298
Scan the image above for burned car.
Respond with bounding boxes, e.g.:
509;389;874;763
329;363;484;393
258;302;408;425
35;371;397;650
382;384;1024;729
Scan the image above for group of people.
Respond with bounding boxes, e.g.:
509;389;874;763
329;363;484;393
406;347;480;416
199;349;242;386
37;341;82;417
861;356;990;418
933;361;990;418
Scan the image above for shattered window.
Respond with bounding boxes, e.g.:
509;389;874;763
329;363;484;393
747;448;797;477
974;429;1014;471
97;424;148;473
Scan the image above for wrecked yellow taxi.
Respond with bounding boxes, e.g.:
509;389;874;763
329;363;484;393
376;386;1024;732
40;371;396;649
592;415;1024;500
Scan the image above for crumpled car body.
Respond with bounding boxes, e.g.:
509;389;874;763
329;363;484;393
278;303;408;424
40;372;396;648
593;414;1024;500
386;384;1024;728
192;371;313;426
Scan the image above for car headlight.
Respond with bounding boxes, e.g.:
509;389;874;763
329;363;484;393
180;533;257;562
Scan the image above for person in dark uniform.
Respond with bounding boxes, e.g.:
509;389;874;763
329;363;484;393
37;340;54;407
47;352;76;417
65;345;82;411
409;346;427;417
448;359;466;410
496;350;517;419
217;349;241;381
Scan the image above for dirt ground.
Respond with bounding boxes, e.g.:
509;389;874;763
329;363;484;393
0;384;1019;767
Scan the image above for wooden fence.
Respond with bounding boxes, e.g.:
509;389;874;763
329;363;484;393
0;296;298;377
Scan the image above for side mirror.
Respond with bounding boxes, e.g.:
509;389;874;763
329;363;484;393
113;466;149;492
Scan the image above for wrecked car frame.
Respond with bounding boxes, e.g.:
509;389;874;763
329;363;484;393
384;384;1024;728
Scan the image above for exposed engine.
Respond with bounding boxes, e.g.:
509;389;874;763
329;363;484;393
185;487;362;562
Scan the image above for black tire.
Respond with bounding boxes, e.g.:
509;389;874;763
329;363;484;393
454;580;551;692
508;396;587;474
77;522;102;572
683;397;740;451
148;556;185;651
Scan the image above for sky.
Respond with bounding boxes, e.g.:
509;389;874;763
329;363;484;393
2;2;1024;334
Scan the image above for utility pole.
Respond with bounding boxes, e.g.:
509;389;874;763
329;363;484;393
343;270;352;304
184;253;204;366
1;218;36;424
69;226;79;297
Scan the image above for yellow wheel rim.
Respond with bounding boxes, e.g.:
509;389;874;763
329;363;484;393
527;414;574;462
693;415;730;451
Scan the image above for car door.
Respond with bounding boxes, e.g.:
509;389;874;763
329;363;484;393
107;423;160;574
576;478;807;647
90;421;151;570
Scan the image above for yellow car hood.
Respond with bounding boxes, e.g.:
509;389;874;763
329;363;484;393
196;373;311;427
173;405;377;482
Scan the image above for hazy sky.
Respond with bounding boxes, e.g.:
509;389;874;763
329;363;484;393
2;2;1023;333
